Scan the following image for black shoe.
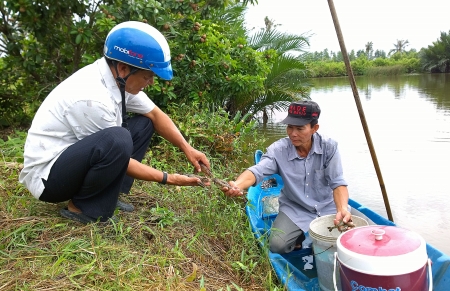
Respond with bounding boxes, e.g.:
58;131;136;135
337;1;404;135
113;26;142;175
116;199;134;212
60;208;119;224
60;208;96;224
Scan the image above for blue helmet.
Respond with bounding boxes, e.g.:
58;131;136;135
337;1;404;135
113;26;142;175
104;21;173;80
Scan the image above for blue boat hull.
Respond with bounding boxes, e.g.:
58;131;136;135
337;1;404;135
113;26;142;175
245;150;450;290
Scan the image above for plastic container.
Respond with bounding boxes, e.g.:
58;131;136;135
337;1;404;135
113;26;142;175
335;225;432;291
309;214;368;291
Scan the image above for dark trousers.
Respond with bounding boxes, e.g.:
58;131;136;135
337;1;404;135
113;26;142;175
39;115;154;220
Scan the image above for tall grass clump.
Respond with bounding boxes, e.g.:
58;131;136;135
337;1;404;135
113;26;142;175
366;65;406;77
0;106;285;290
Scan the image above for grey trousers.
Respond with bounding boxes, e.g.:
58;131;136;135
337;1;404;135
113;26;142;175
269;211;305;254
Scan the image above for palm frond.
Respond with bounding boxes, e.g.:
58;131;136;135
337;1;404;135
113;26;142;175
212;4;247;25
209;3;248;37
247;29;310;54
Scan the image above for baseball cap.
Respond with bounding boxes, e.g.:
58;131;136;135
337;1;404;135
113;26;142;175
281;100;321;126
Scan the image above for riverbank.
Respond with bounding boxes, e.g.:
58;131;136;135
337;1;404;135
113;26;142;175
305;54;421;78
0;110;281;290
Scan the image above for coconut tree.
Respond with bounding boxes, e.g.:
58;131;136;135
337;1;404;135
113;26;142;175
365;41;373;59
254;54;310;123
420;31;450;73
389;39;409;56
246;20;311;121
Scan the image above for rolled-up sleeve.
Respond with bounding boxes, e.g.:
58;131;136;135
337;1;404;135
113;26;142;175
126;91;155;114
247;145;282;185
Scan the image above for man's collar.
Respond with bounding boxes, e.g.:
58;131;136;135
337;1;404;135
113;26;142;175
311;133;323;155
287;133;323;160
97;57;124;104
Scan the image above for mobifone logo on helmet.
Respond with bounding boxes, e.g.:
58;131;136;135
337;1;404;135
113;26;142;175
104;21;174;80
113;46;143;60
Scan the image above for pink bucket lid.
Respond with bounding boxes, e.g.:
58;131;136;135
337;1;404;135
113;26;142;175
337;225;427;275
340;225;422;256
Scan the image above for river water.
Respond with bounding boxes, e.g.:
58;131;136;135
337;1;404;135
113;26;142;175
257;73;450;255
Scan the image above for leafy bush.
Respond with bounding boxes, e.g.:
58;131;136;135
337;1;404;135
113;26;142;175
0;131;26;163
0;0;266;126
306;61;346;77
372;57;391;67
306;51;423;78
164;103;263;159
350;56;370;76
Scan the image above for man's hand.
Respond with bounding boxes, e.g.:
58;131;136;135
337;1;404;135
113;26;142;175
334;209;352;226
185;147;210;173
332;185;351;226
221;181;244;197
167;173;211;187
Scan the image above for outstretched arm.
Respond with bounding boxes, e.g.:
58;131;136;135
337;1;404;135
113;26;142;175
221;170;256;197
127;158;206;186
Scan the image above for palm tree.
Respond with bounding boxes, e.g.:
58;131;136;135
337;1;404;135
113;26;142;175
420;31;450;73
208;5;311;120
389;39;409;56
365;41;373;59
246;21;311;121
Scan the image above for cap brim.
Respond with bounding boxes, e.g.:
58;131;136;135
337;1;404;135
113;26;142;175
151;64;173;80
281;116;312;126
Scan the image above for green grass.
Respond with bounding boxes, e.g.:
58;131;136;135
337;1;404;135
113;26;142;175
0;129;285;291
365;65;406;77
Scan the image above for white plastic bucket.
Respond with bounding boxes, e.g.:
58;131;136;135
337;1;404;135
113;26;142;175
309;214;368;291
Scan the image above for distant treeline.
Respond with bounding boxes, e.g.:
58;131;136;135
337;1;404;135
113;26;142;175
302;49;421;78
302;31;450;77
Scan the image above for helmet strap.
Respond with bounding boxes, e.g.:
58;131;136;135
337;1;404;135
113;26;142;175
112;61;139;129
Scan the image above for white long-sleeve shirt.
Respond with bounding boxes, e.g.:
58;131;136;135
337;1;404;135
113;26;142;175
19;57;155;198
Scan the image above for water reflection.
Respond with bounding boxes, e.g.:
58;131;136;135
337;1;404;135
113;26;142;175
258;73;450;255
417;73;450;109
310;73;450;108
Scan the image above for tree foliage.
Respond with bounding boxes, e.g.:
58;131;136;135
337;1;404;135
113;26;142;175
420;30;450;73
246;19;311;119
374;49;386;59
365;41;373;60
0;0;100;126
0;0;277;127
389;39;409;56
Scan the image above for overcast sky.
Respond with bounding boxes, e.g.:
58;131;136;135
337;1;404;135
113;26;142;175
244;0;450;54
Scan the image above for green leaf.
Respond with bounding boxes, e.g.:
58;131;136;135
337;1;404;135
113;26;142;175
75;34;82;45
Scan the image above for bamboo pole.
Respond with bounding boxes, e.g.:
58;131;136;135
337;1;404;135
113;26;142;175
326;0;394;222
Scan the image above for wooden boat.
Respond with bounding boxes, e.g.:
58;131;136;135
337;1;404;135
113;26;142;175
245;149;450;291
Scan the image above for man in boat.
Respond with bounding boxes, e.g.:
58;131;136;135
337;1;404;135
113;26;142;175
221;100;352;253
19;21;210;224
